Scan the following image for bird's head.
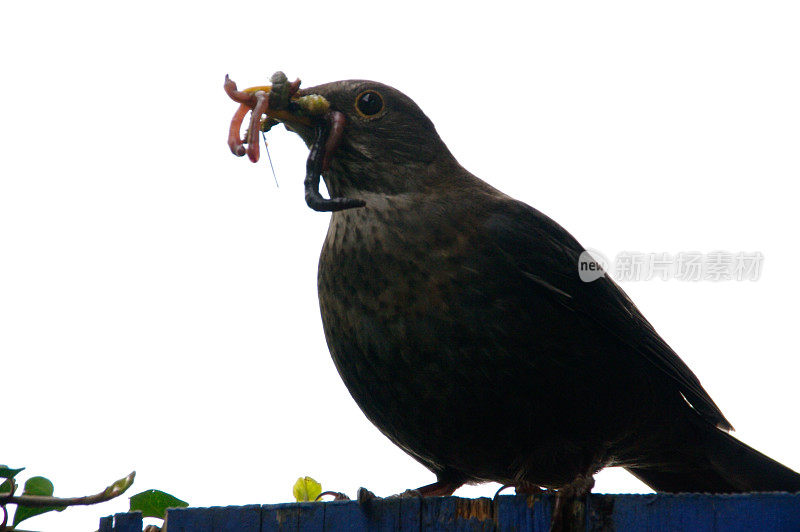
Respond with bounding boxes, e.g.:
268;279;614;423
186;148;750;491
292;80;446;166
225;73;464;211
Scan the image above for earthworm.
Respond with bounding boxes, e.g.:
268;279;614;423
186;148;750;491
225;74;364;212
227;103;249;157
321;111;346;172
304;113;366;212
225;75;257;157
246;91;269;163
224;75;256;106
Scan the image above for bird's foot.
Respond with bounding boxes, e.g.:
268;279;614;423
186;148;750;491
551;474;595;532
355;486;414;511
356;487;379;506
315;490;351;501
410;480;463;497
495;481;546;498
355;479;463;507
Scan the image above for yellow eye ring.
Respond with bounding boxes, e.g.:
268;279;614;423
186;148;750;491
355;90;384;118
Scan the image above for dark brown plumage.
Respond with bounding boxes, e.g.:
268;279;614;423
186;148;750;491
274;79;800;507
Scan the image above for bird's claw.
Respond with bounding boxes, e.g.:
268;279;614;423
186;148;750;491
356;487;378;507
315;490;350;502
354;484;442;507
393;488;424;499
551;474;595;532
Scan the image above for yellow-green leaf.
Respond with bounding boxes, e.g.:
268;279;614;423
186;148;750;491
292;476;321;502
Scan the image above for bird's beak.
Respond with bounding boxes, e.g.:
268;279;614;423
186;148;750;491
224;73;329;162
224;73;365;213
225;79;313;125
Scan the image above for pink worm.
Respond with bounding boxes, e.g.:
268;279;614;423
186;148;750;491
246;91;269;163
227;103;249;157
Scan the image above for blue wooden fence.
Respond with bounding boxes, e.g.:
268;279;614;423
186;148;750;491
99;493;800;531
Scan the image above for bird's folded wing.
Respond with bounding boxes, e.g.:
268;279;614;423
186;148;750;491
483;198;733;431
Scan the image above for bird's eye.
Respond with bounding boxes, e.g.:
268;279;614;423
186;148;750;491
355;90;384;117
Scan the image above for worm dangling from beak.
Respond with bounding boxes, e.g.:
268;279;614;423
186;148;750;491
304;111;366;212
225;73;365;213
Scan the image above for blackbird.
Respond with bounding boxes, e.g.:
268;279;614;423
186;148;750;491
228;76;800;520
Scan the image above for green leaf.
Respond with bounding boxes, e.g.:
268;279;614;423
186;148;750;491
292;476;322;502
20;476;54;497
0;465;25;479
0;478;14;495
12;476;65;527
129;489;188;519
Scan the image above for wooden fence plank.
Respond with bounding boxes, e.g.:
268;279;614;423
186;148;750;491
163;507;213;532
421;495;457;531
296;501;325;530
121;493;800;531
262;502;301;531
209;504;260;532
399;496;422;531
452;497;495;531
612;494;715;531
495;494;545;531
98;515;114;532
112;511;143;532
712;493;800;531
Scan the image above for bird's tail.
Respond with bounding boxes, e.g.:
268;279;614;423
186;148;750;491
625;420;800;493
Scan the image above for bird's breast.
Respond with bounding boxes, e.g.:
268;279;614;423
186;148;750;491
317;200;470;358
315;199;504;460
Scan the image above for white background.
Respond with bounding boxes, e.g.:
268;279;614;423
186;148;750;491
1;1;799;529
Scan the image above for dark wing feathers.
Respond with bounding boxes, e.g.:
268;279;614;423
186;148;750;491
484;198;733;431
